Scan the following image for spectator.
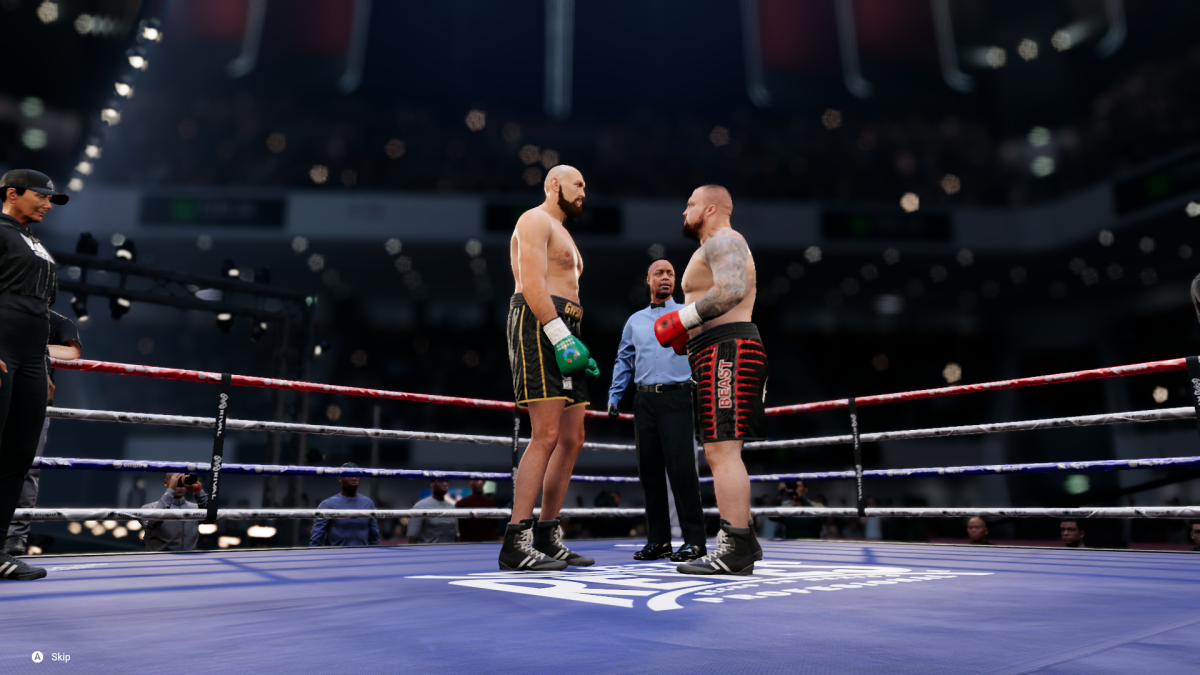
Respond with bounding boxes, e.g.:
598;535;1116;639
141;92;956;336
1060;519;1086;548
4;309;80;556
309;463;380;547
456;479;498;542
967;517;991;545
1189;521;1200;552
141;473;208;552
774;481;821;540
408;478;458;544
755;494;778;539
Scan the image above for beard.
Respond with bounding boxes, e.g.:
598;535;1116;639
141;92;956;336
681;215;703;242
558;186;584;219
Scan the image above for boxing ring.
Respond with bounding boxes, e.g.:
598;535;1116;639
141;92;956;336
3;356;1199;674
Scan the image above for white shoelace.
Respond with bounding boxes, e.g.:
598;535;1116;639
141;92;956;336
517;528;552;560
692;530;732;564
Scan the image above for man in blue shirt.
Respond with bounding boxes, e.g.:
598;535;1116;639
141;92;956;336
310;463;380;547
609;259;706;562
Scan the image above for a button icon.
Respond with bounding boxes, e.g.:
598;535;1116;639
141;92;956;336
32;651;43;663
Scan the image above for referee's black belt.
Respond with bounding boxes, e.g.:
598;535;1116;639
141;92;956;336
636;382;692;393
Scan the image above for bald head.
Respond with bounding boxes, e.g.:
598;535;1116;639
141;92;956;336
696;184;733;216
543;164;586;219
544;165;582;193
682;184;734;242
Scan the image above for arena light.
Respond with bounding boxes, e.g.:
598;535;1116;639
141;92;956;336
1186;202;1200;217
112;526;128;539
67;522;82;535
83;520;98;529
218;536;241;549
900;192;919;213
250;321;268;342
1030;157;1055;177
84;144;101;159
1017;39;1038;61
247;525;277;538
90;525;106;536
27;545;42;555
75;161;93;175
221;259;240;278
115;238;136;261
126;47;148;70
109;296;131;320
125;520;141;531
103;520;117;530
68;177;84;192
216;312;234;334
36;0;57;24
198;523;218;535
70;295;88;322
313;340;330;357
100;108;121;126
140;21;162;43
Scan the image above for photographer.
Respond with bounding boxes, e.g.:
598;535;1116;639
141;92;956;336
773;480;821;540
140;473;208;552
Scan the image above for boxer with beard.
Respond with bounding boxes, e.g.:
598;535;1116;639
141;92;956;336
654;185;766;575
500;165;600;571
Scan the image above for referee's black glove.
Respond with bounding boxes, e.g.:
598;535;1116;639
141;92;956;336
607;404;619;418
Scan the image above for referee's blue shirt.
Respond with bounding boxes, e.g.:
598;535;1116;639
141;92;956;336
608;298;693;406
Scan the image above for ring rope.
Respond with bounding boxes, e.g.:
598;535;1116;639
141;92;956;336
14;506;1200;521
50;355;1193;419
46;405;1193;454
31;454;1199;484
745;406;1195;449
31;456;641;483
48;357;635;420
45;407;636;452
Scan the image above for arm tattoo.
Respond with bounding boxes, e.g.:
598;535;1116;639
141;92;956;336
695;234;750;320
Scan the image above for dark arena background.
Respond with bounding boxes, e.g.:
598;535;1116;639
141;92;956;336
0;1;1198;672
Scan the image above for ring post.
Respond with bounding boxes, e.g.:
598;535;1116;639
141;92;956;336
848;396;865;518
1184;356;1200;437
511;407;520;494
204;373;232;524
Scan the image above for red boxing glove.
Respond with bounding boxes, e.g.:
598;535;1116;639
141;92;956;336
654;303;704;347
187;482;202;494
670;334;688;356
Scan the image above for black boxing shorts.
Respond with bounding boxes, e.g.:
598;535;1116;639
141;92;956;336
507;293;589;410
688;322;768;444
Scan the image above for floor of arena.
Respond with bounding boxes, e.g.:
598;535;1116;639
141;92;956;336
2;540;1196;674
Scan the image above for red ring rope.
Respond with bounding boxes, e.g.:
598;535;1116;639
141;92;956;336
51;355;1191;420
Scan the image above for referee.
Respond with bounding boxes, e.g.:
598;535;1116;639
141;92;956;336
0;169;68;581
608;259;706;562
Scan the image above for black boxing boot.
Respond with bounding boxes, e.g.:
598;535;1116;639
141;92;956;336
498;519;568;571
534;518;595;566
0;551;47;581
676;520;756;576
748;519;763;561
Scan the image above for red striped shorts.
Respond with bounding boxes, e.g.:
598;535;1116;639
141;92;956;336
687;322;768;444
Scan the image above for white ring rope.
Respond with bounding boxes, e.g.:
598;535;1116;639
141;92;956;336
744;407;1196;449
14;506;1200;521
47;405;1195;453
45;407;636;452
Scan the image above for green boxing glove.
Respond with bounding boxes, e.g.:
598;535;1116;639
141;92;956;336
585;358;600;381
542;317;591;376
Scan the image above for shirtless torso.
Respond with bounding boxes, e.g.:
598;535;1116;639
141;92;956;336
510;207;583;314
680;228;756;336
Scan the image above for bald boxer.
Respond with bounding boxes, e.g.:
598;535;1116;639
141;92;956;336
501;165;599;571
655;184;765;575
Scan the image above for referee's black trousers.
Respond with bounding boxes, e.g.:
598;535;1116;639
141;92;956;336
0;307;49;538
634;388;705;545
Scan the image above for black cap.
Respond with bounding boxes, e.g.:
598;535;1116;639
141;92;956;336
0;169;69;205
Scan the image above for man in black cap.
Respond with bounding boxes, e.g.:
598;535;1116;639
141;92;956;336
0;169;67;581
